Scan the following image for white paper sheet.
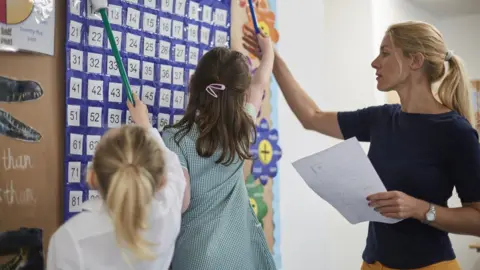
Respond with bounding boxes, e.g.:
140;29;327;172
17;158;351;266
292;137;402;225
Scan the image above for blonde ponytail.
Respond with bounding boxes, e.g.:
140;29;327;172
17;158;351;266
386;21;474;125
92;125;166;261
106;165;156;260
438;55;474;125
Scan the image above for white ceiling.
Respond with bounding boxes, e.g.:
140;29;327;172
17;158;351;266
407;0;480;18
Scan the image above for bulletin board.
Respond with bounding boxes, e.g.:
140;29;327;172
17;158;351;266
64;0;231;221
231;0;282;268
0;0;66;258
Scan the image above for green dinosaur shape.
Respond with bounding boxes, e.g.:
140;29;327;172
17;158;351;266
246;174;268;228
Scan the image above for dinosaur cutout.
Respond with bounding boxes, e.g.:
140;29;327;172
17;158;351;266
0;76;43;143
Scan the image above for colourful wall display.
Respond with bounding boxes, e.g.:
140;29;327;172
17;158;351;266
231;0;282;267
64;0;231;220
63;0;282;267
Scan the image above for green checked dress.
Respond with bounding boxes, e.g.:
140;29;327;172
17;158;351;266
162;104;277;270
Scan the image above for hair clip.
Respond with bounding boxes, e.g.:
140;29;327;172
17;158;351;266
445;50;454;61
205;83;226;98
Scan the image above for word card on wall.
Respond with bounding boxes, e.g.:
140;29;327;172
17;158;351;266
64;0;231;221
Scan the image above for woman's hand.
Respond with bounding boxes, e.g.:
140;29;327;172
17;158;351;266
367;191;430;220
242;25;274;60
127;94;151;129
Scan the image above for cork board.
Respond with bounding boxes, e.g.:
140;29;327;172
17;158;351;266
0;0;66;255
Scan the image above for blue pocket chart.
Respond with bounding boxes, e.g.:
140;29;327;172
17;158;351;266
64;0;231;221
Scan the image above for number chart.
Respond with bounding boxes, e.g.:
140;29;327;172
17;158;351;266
64;0;231;221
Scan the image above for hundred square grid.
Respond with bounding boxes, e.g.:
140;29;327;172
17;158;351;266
63;0;231;221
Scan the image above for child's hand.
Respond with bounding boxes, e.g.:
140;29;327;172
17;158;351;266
243;25;275;114
242;25;274;59
127;94;151;129
256;32;273;56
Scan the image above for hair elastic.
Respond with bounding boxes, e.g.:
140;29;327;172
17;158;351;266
205;83;226;98
445;50;454;61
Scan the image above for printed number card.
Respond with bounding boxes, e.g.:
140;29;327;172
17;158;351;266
65;0;231;221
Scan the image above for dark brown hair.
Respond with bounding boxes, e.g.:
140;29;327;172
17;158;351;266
168;47;256;165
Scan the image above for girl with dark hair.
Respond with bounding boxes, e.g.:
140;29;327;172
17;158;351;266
162;32;277;270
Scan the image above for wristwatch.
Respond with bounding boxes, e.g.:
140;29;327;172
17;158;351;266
424;204;436;224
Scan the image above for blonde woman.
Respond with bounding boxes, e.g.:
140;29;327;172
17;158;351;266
243;21;480;269
47;95;190;270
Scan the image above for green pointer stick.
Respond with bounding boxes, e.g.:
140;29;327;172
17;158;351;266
97;7;135;106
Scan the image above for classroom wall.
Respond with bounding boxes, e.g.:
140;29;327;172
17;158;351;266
277;0;480;269
277;0;377;269
437;14;480;79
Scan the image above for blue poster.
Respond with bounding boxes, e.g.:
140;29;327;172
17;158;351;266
64;0;231;221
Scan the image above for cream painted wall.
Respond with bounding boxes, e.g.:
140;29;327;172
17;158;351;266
277;0;480;269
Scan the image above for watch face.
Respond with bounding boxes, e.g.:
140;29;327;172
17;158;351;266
426;212;435;221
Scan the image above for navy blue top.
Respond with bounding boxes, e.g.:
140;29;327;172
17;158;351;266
337;104;480;269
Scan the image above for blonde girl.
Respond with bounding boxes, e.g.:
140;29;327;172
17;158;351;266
47;95;190;270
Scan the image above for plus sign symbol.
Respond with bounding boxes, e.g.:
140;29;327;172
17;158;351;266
250;118;282;185
258;139;273;165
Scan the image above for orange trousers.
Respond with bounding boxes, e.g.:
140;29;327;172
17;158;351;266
361;260;461;270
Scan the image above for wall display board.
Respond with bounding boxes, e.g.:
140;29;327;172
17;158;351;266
0;1;66;259
231;0;282;268
64;0;231;221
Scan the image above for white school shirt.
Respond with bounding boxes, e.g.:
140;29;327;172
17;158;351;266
46;128;186;270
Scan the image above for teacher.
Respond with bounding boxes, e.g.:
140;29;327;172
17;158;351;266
244;21;480;270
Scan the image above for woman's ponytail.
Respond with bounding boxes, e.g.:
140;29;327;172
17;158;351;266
438;55;475;125
386;22;475;125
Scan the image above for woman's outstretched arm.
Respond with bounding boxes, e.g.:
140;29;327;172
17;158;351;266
272;52;343;139
242;26;343;139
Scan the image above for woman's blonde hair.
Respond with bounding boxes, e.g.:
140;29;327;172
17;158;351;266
89;125;165;260
387;21;474;124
